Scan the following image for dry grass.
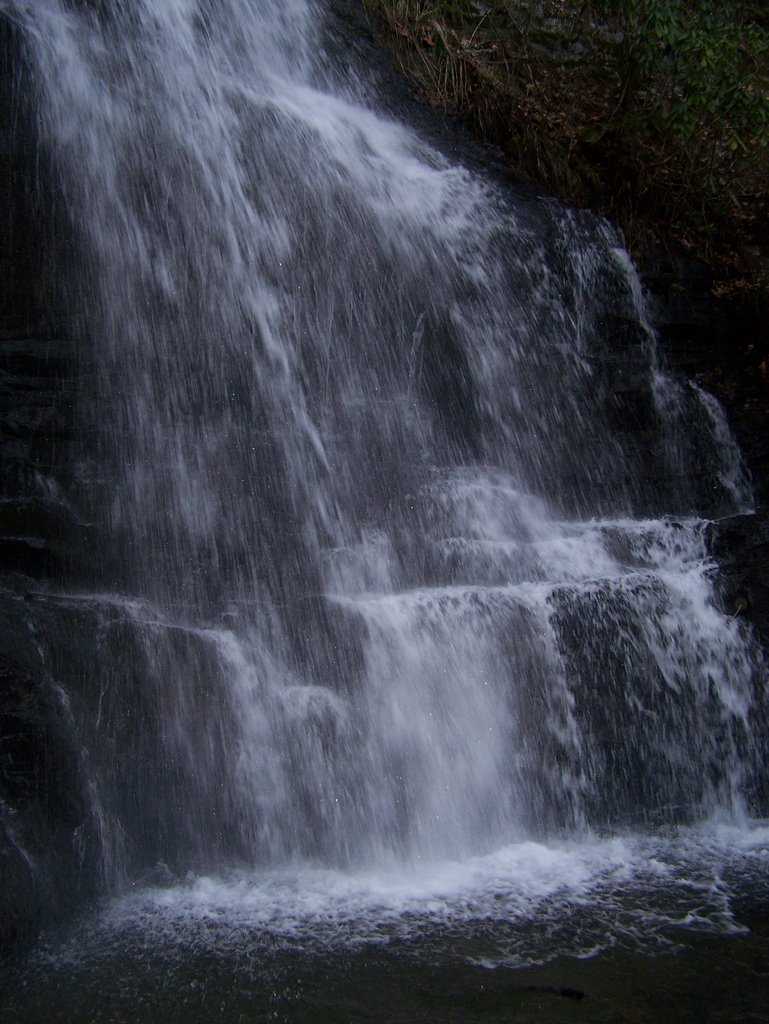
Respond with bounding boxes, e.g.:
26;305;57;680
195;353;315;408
363;0;769;281
363;0;608;201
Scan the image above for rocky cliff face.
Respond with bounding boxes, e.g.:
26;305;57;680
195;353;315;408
0;14;102;954
641;244;769;645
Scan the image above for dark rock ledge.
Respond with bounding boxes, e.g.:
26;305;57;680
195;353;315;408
641;242;769;644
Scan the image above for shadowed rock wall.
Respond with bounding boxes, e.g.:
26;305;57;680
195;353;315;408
642;244;769;645
0;13;100;956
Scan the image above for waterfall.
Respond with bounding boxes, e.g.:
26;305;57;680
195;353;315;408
1;0;765;919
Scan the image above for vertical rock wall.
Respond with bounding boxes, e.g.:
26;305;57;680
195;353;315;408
0;13;98;956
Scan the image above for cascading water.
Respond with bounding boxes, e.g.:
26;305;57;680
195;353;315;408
2;0;768;1013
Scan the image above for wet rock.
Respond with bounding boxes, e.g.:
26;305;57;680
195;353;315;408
0;11;98;958
0;594;99;958
641;239;769;668
641;240;769;507
711;508;769;645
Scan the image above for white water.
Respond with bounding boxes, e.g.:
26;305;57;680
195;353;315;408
23;822;768;974
3;0;766;941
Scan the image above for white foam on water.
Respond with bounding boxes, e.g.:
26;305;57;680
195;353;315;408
51;821;762;970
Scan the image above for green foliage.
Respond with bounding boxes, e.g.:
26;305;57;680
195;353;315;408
578;0;769;232
366;0;769;259
583;0;769;141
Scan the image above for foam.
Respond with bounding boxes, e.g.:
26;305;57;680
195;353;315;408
64;822;767;968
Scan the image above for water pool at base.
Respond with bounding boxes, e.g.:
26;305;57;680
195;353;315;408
4;824;768;1023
